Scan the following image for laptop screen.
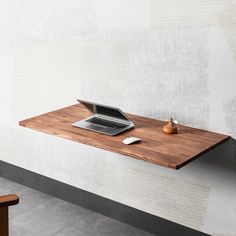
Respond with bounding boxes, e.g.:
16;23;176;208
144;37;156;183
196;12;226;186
78;100;129;121
96;105;128;121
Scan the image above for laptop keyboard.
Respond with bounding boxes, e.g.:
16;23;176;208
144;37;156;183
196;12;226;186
86;117;128;129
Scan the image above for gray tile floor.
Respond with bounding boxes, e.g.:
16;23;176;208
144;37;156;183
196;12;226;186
0;177;154;236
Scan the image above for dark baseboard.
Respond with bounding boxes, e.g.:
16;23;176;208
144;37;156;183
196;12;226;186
0;160;210;236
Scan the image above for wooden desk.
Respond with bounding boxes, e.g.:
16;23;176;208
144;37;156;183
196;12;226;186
19;104;230;169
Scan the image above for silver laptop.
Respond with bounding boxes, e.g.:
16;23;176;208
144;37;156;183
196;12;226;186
72;99;135;136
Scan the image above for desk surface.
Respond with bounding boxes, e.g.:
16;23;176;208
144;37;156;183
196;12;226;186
19;104;230;169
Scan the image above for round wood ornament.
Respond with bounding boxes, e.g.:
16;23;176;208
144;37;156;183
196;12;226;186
162;118;179;134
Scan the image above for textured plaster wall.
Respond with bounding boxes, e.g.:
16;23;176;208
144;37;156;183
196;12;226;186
1;1;236;235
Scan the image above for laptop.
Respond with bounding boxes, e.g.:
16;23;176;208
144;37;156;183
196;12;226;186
72;99;135;136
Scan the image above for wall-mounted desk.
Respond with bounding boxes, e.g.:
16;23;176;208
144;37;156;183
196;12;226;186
19;104;230;169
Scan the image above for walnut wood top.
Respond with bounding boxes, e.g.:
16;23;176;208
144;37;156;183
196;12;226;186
0;194;19;207
19;104;230;169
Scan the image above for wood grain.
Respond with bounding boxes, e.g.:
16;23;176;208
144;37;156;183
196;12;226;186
19;104;230;169
0;207;8;236
0;194;19;207
0;194;19;236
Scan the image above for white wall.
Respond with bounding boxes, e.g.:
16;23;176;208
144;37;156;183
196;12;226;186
1;1;236;235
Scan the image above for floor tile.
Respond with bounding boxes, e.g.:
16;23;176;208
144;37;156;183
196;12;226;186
0;177;154;236
10;186;53;218
0;177;24;194
74;212;137;236
54;226;85;236
10;198;92;236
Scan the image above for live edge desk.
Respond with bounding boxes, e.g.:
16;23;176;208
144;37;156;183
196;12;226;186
19;104;230;170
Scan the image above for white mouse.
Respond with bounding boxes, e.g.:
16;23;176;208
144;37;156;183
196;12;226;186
123;137;141;145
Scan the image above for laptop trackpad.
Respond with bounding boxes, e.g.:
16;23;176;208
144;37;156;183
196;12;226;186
86;124;105;131
73;121;105;131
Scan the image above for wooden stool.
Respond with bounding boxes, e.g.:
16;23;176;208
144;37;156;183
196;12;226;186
0;194;19;236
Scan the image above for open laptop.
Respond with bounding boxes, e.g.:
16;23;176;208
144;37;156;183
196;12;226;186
72;99;135;136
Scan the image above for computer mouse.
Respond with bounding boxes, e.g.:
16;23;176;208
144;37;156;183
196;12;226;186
123;137;141;145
